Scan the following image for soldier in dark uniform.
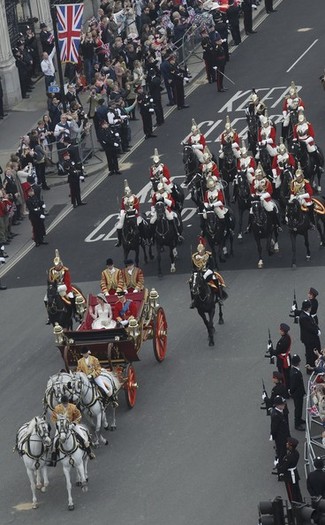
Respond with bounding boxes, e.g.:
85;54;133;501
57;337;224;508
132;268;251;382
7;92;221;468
270;395;290;464
214;38;227;93
277;437;302;503
271;323;291;390
289;354;306;431
308;287;319;326
307;457;325;498
242;0;257;35
265;0;277;14
40;23;54;54
263;371;289;417
212;11;229;62
26;187;48;247
168;56;189;111
62;151;86;208
227;0;241;46
299;299;321;368
136;85;157;140
14;49;30;99
98;120;121;176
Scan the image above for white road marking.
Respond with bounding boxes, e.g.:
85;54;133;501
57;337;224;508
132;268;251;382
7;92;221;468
286;39;319;73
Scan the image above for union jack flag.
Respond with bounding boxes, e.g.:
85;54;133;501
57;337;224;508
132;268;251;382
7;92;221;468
56;3;84;64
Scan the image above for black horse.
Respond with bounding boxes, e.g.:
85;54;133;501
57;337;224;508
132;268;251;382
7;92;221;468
151;177;185;215
203;208;234;267
190;270;225;347
233;171;251;239
290;140;313;181
251;199;279;268
283;108;298;148
313;196;325;247
47;281;73;330
258;143;273;179
121;211;153;266
246;112;259;157
152;201;181;277
286;198;311;268
219;142;237;201
276;167;295;223
187;171;206;210
183;144;200;185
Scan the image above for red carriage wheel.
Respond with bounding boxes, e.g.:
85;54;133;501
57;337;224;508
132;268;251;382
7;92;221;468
124;364;138;408
152;307;168;362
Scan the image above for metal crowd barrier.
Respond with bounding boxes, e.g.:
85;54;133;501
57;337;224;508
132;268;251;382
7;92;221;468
304;373;325;478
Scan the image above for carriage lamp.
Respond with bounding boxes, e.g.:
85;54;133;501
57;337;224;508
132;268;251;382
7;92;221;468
149;288;160;308
53;322;64;344
75;294;86;316
128;317;140;339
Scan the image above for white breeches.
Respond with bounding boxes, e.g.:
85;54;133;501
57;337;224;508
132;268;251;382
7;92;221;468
283;114;290;127
299;139;316;153
94;375;111;396
150;208;174;223
203;206;228;219
193;148;205;163
261;199;274;212
289;195;312;207
116;210;142;229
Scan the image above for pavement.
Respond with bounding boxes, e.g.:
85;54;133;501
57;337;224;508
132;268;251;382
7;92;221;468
0;0;276;280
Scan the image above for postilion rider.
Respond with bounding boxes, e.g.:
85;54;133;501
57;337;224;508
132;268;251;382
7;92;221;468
49;394;95;466
45;249;77;323
189;238;226;308
77;346;118;405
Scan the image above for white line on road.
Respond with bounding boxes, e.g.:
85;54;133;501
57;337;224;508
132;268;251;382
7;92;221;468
286;39;318;73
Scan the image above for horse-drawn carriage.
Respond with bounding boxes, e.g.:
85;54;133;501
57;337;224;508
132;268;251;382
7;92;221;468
52;288;168;408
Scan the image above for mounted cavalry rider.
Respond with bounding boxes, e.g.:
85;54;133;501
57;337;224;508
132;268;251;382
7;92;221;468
256;110;277;159
271;138;296;189
249;163;280;228
49;394;95;466
289;163;315;227
77;347;118;404
46;249;77;317
237;139;256;182
282;81;305;140
292;109;321;177
149;148;171;188
150;181;183;243
187;119;206;164
203;175;228;220
218;115;240;165
189;238;225;308
200;146;220;179
115;179;144;247
245;89;260;119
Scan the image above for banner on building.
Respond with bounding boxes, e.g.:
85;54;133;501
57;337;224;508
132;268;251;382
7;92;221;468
56;3;84;63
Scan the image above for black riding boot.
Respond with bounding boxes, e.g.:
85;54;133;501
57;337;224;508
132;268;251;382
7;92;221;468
149;223;155;245
44;300;50;325
308;204;316;228
272;209;282;231
115;228;122;247
245;213;253;233
173;218;184;244
138;221;146;245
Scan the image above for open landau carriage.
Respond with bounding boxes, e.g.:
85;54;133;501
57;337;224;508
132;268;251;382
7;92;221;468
52;288;167;408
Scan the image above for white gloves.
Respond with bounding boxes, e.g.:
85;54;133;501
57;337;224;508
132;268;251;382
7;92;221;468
133;289;138;293
40;214;45;219
120;320;128;326
262;392;267;401
114;142;119;147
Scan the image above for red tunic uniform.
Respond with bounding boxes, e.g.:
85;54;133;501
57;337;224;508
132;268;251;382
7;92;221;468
250;178;273;202
258;126;276;147
121;195;140;214
152;191;175;212
271;153;296;177
188;133;206;150
220;131;240;147
114;299;137;320
282;97;304;113
150;163;171;181
293;122;315;145
200;161;220;179
204;187;225;206
290;179;313;204
48;265;73;294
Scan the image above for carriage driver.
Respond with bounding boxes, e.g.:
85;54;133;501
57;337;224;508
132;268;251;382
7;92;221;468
49;394;95;466
150;182;183;243
282;81;305;140
77;347;118;404
186;119;207;164
271;138;296;189
45;249;77;320
115;179;144;247
218;115;240;166
189;238;224;308
289;163;315;227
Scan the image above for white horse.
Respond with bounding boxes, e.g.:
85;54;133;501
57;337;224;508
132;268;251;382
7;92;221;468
44;371;78;412
15;416;52;509
55;414;89;511
72;370;123;445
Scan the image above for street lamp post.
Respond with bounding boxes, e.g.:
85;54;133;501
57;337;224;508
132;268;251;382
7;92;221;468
49;0;67;111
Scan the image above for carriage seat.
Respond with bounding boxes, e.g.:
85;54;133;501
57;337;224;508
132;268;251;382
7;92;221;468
79;291;145;331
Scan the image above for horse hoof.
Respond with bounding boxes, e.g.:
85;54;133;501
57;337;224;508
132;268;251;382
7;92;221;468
104;440;109;446
110;425;117;431
82;485;88;493
321;242;325;247
32;503;38;509
306;255;311;261
292;264;297;269
237;233;243;240
36;484;42;490
274;243;279;253
76;481;82;487
68;504;74;511
104;425;109;431
209;340;215;347
257;260;263;269
170;265;176;273
218;319;224;325
41;486;47;493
